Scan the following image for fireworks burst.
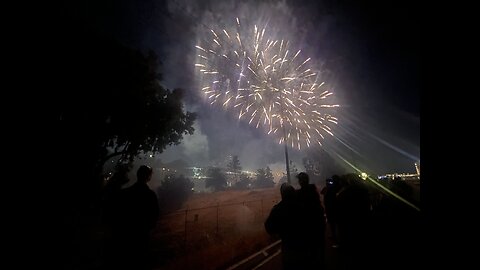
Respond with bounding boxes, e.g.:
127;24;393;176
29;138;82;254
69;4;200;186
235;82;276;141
195;18;339;150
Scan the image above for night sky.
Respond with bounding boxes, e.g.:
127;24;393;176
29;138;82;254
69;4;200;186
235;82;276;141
63;0;420;176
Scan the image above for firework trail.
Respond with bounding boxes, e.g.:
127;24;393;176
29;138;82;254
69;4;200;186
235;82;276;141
195;18;339;150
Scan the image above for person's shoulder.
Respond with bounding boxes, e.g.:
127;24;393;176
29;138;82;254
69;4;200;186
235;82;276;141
147;188;157;196
274;201;283;208
270;202;283;212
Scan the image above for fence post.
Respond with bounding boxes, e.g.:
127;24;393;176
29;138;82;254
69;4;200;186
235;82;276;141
184;209;188;249
216;203;219;234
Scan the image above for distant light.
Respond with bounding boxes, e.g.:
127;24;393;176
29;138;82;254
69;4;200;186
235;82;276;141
162;168;165;171
361;172;368;180
149;154;153;158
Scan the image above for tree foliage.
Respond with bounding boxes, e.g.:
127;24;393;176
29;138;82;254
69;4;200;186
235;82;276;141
56;27;196;180
254;166;275;188
205;167;227;191
227;155;242;185
227;155;242;173
234;173;253;190
51;25;197;217
157;174;194;212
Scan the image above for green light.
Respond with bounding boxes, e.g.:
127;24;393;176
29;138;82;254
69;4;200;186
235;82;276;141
335;154;420;212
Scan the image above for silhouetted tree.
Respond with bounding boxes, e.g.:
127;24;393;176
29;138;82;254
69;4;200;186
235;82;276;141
227;155;242;185
227;155;242;173
205;167;227;191
234;173;253;190
93;51;196;169
51;19;196;270
157;174;194;212
55;28;196;202
265;166;274;182
255;167;275;188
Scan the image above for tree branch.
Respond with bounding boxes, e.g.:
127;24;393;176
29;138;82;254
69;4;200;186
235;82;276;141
99;141;132;169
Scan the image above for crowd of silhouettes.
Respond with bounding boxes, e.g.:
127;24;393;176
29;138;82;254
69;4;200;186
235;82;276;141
98;166;420;270
266;172;420;270
370;177;421;270
101;165;159;270
265;172;326;270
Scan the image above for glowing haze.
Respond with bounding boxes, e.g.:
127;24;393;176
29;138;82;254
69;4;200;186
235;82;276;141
195;17;338;150
155;0;419;175
82;0;420;175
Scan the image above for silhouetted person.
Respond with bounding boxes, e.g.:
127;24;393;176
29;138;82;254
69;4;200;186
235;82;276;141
336;174;371;270
265;183;305;270
102;165;131;269
296;172;326;269
371;177;420;270
109;165;159;270
324;175;341;247
102;165;130;220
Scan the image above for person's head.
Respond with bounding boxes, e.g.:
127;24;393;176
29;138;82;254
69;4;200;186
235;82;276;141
296;172;309;188
137;165;153;183
280;183;295;201
344;173;361;186
328;174;340;188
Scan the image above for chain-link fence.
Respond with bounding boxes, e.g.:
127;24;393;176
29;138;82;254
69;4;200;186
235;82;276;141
153;195;281;252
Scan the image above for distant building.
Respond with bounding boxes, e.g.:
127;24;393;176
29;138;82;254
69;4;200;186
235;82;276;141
377;163;420;185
